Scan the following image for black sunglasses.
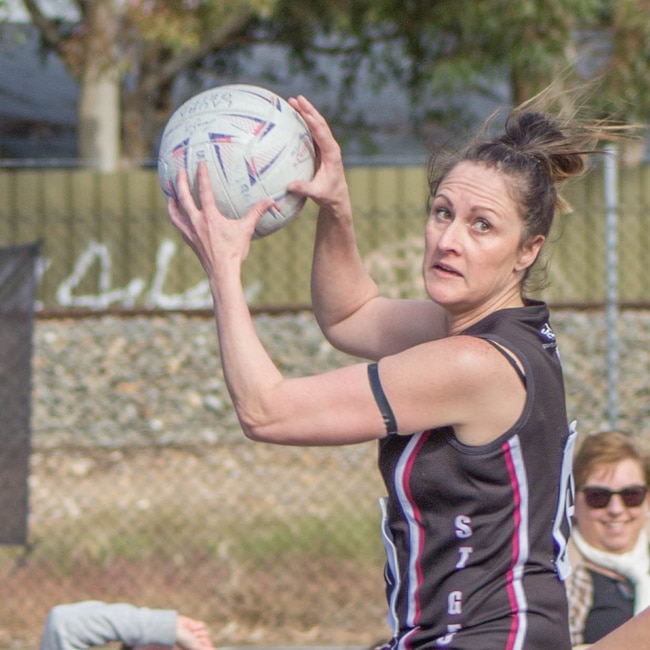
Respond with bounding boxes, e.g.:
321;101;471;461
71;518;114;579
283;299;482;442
581;485;648;509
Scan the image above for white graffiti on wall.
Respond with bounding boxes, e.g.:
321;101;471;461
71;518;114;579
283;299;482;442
50;238;260;310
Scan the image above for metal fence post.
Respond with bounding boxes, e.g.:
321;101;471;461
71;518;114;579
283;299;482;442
604;145;619;429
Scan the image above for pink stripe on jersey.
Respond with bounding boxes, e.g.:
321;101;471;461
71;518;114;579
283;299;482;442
394;431;430;637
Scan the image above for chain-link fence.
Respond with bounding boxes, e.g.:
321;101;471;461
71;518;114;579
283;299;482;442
3;306;650;650
11;442;387;648
1;309;395;650
2;160;650;649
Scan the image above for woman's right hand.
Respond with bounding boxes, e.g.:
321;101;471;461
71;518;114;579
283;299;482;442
168;163;274;280
287;95;352;218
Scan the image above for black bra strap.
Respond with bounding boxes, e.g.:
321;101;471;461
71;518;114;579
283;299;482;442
482;338;527;388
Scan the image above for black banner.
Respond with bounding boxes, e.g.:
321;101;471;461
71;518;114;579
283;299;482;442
0;241;40;545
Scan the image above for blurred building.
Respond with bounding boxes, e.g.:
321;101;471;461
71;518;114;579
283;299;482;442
0;24;78;162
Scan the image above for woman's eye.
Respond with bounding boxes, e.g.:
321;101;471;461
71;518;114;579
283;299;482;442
474;219;490;233
434;207;451;221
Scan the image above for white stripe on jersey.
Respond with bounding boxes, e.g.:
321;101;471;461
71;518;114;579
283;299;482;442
393;431;428;629
379;496;399;636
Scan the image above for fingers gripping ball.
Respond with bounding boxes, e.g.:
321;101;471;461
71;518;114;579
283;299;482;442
158;84;316;239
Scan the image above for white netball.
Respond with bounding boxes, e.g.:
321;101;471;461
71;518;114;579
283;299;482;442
158;84;316;238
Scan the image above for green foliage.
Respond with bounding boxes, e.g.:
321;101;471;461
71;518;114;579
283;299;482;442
589;0;650;122
123;0;276;51
15;0;650;162
266;0;649;142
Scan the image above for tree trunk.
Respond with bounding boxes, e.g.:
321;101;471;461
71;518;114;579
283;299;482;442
78;0;121;171
122;87;171;162
122;49;177;162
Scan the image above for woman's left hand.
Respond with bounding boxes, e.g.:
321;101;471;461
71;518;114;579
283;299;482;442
287;95;350;218
167;162;275;277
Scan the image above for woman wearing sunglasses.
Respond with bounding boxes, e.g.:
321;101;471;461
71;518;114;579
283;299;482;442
568;430;650;647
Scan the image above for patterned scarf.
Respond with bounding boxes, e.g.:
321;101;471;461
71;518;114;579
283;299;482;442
572;526;650;614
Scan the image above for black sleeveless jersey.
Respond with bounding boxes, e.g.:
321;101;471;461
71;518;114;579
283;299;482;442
378;301;576;650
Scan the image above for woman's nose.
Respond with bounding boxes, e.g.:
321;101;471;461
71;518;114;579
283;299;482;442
437;219;463;251
606;494;626;513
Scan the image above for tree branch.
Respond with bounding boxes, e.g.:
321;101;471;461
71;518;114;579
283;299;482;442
138;8;259;96
22;0;66;55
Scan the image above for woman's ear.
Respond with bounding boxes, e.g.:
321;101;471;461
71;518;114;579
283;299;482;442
516;234;545;271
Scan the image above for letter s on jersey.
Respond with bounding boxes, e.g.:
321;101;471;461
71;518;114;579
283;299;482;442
454;515;472;539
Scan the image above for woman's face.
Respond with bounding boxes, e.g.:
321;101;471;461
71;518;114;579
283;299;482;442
423;161;543;324
575;458;649;554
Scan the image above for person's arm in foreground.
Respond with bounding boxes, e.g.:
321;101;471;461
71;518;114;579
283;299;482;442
288;95;449;360
174;615;214;650
588;605;650;650
40;601;214;650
